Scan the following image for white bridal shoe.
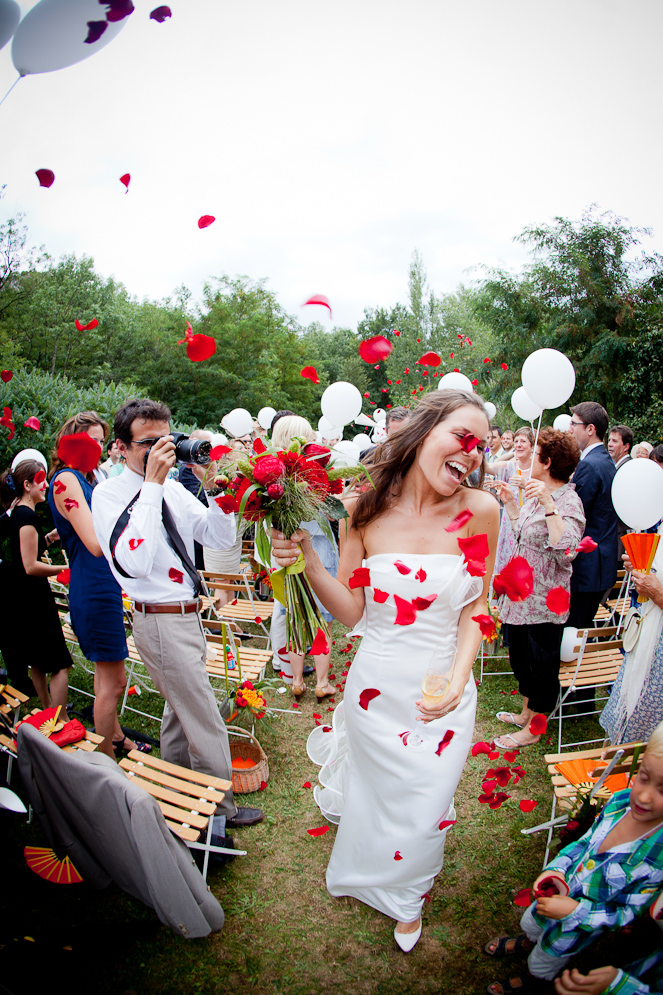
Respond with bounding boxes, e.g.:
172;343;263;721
394;919;422;952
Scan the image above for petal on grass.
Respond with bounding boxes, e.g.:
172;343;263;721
307;826;329;837
519;800;538;813
514;888;532;907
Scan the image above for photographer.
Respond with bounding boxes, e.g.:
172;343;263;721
91;399;263;831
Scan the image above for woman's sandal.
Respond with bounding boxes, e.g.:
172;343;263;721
486;972;535;995
314;684;335;700
493;733;539;751
113;737;152;755
495;712;525;727
483;933;532;958
292;684;307;698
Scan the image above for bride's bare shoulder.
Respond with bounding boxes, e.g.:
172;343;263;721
463;486;499;520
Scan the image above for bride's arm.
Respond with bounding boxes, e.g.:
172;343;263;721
417;492;500;722
272;523;366;628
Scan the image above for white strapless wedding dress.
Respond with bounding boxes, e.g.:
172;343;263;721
307;553;481;923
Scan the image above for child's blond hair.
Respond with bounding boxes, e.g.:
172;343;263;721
645;720;663;759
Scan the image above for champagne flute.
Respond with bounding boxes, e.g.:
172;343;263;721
405;645;457;752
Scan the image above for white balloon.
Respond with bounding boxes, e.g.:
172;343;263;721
352;433;373;453
611;458;663;530
437;371;473;392
257;406;276;430
521;349;576;410
321;381;362;427
553;414;573;432
511;386;543;422
329;440;361;468
318;415;338;434
222;408;254;439
560;627;582;663
0;0;20;53
12;0;128;75
484;401;496;420
373;408;386;421
210;432;229;448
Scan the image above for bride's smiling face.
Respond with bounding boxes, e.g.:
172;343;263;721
413;404;489;495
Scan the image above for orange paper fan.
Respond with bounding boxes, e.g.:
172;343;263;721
554;757;628;794
24;847;83;884
621;533;660;602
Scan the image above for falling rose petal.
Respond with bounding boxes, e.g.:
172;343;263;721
120;173;131;193
577;536;598;554
438;819;456;831
373;589;389;604
514;888;533;907
412;594;437;611
398;730;410;745
56;569;71;585
63;499;79;511
394;851;403;860
358;335;393;363
416;351;441;366
415;567;426;583
209;445;232;460
53;480;67;494
35;169;55;188
198;215;216;229
394;560;412;575
471;742;492;757
84;19;108;43
445;509;473;533
546;586;570;615
104;0;135;21
482;779;497;795
309;628;330;655
252;438;267;455
23;417;40;431
484;357;491;364
529;714;547;736
519;800;538;813
150;5;172;22
471;614;497;640
501;363;508;371
1;370;12;383
458;533;489;562
510;689;519;695
493;556;534;602
254;616;262;624
306;826;329;837
169;567;184;584
349;567;371;589
435;730;454;755
302;782;311;788
503;750;519;762
57;433;102;473
33;470;46;485
300;366;320;384
128;538;144;550
471;379;479;386
75;318;99;331
215;494;238;513
303;294;332;319
459;433;481;454
489;792;510;810
359;688;381;710
394;595;417;626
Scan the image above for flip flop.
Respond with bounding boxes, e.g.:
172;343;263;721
493;733;539;751
496;712;525;727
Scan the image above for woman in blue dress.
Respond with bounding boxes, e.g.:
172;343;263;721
48;411;143;759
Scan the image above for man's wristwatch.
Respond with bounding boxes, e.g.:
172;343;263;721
544;507;560;518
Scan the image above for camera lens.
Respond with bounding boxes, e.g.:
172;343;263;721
172;434;211;465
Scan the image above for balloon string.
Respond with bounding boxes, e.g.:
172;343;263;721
0;75;22;110
528;412;543;480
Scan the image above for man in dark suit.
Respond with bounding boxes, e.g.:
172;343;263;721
568;402;619;629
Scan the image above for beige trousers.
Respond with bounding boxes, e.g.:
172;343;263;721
132;610;237;818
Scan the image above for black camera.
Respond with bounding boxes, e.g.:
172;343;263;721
171;432;211;465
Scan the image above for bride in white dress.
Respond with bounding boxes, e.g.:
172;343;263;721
272;390;499;950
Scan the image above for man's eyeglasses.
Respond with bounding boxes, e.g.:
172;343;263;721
569;420;585;427
130;437;165;449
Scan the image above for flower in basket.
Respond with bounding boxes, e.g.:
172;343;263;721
214;435;368;654
234;680;267;718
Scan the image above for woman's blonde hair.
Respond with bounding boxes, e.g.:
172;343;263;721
271;415;315;449
646;720;663;758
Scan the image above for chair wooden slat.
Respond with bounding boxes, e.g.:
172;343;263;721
119;758;225;803
125;749;231;791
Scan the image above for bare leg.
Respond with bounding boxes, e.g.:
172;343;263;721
396;917;421;934
289;651;305;690
30;667;50;709
48;668;70;720
93;660;134;759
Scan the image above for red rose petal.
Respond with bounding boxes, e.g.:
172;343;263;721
120;173;131;192
501;363;508;371
415;567;427;582
57;433;102;473
168;567;184;584
546;586;570;615
435;730;454;755
181;332;216;362
503;750;519;762
438;819;456;831
458;533;489;562
150;5;172;21
445;509;473;533
300;366;320;384
34;470;46;484
482;779;496;795
306;826;329;837
577;536;598;554
358;336;393;363
459;433;481;454
488;750;500;760
373;589;389;604
493;556;534;602
303;294;332;318
259;780;267;790
302;782;311;788
471;379;479;386
349;567;371;589
23;417;40;431
0;371;12;383
198;215;215;229
394;851;403;860
416;351;441;366
53;480;67;494
63;499;79;511
478;793;493;804
519;800;538;813
215;494;238;513
412;593;437;611
128;538;144;550
399;730;411;745
309;628;330;656
104;0;134;22
394;560;412;575
56;569;71;585
394;595;417;626
74;318;99;332
84;19;108;43
529;714;547;736
312;713;322;720
471;742;492;757
252;438;267;455
359;688;381;710
35;169;54;188
471;614;497;640
489;792;510;809
209;445;232;460
494;767;511;788
514;888;532;907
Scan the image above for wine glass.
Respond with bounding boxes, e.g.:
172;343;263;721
404;644;457;752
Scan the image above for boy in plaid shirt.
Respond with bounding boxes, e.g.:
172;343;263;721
485;723;663;994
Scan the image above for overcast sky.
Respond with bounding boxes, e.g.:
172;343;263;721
1;0;662;330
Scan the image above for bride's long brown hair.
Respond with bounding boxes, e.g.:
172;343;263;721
352;389;490;532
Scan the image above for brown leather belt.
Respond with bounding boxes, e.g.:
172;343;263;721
133;601;201;615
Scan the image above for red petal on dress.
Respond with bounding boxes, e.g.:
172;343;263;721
435;730;454;755
415;567;427;582
412;594;437;611
394;560;411;575
394;595;417;626
373;589;389;604
359;688;381;710
394;851;403;860
438;819;456;831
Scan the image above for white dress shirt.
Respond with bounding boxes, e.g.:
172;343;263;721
579;441;603;460
91;465;236;604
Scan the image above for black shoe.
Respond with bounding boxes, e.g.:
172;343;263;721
193;834;236;870
303;665;315;676
226;806;264;828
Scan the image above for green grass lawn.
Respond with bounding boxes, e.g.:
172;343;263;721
0;631;612;995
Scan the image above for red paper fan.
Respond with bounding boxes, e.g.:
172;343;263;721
24;847;83;884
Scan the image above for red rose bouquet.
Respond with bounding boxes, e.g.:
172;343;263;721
214;436;366;654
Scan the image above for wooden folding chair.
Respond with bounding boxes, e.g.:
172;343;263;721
119;750;246;878
203;618;273;686
593;570;630;626
199;569;275;643
549;625;624;751
0;683;31;779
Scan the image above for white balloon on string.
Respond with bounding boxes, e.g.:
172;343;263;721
222;408;254;438
352;434;373;452
321;382;362;426
511;386;543;422
438;371;473;392
0;0;20;53
553;414;573;432
484;401;497;420
611;458;663;531
521;349;576;410
12;0;128;75
373;408;386;421
257;406;276;430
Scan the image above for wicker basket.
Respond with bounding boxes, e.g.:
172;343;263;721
227;725;269;794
